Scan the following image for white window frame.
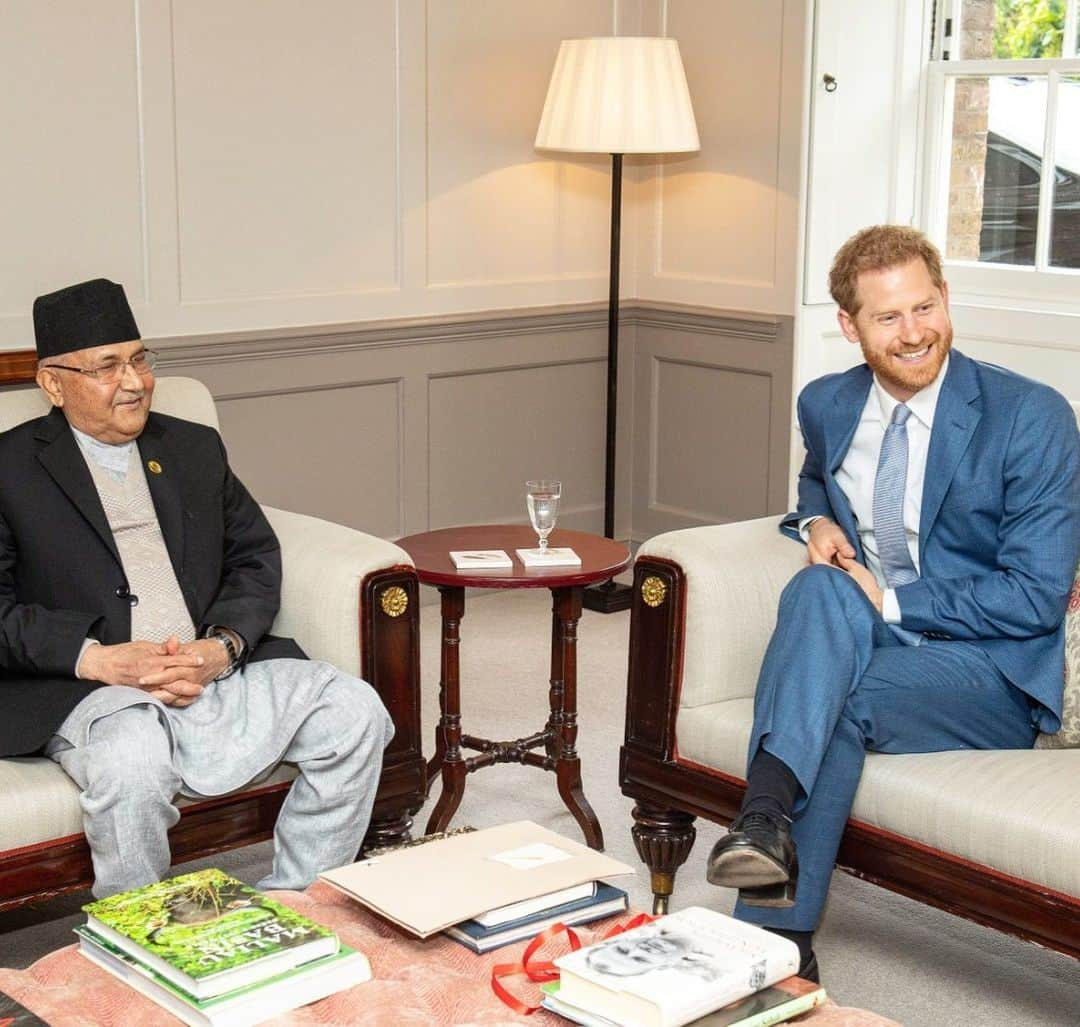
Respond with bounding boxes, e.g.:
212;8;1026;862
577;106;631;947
920;0;1080;309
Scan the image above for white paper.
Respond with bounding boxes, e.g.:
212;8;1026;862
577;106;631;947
488;842;574;870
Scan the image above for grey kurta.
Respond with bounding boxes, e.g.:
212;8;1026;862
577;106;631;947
46;432;393;897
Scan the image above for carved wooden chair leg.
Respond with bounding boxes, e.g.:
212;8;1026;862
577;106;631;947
631;804;697;915
363;807;414;853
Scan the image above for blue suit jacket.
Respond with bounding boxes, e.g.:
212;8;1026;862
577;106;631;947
781;350;1080;731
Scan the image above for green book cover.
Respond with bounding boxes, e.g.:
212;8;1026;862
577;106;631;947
0;988;49;1026
76;926;361;1010
83;868;337;995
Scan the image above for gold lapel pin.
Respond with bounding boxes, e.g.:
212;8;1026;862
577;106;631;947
147;460;163;475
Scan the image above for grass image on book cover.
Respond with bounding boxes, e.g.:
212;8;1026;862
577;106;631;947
77;926;370;1027
83;868;337;998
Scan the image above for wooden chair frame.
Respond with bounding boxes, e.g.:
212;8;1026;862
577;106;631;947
0;564;426;913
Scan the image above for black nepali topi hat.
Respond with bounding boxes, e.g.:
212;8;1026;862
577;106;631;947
33;279;140;361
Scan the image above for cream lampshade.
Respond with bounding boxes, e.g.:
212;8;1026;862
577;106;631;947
535;37;699;613
535;37;699;154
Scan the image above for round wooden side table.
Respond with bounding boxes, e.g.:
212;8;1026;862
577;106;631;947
396;525;630;850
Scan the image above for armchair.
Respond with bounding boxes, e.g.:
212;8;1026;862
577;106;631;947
621;517;1080;960
0;377;425;910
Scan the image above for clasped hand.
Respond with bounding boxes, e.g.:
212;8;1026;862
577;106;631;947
78;636;230;707
806;518;883;612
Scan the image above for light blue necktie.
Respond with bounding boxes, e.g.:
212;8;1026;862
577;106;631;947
873;403;923;645
873;403;918;586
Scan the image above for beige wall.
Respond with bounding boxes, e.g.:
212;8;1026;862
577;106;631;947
1;1;806;344
1;1;807;538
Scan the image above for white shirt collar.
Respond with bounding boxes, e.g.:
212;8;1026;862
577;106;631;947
70;425;136;479
872;353;950;431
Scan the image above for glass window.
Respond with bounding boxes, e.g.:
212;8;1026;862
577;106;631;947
1050;74;1080;267
927;0;1080;276
944;75;1049;264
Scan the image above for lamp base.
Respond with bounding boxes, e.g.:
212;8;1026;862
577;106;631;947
582;579;633;614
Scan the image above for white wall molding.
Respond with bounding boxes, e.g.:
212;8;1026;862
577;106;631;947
1;0;805;348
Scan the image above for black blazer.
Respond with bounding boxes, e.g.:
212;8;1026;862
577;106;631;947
0;408;303;757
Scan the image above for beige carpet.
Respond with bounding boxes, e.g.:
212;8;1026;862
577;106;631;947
1;588;1077;1025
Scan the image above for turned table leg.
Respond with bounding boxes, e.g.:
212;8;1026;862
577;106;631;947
426;586;467;834
551;586;604;850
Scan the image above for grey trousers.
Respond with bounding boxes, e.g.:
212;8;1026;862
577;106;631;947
48;668;393;898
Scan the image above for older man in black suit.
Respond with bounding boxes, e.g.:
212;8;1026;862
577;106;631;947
0;279;393;897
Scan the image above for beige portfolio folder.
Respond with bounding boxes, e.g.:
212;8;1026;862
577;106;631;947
317;821;635;937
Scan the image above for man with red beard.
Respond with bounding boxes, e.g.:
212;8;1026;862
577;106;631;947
705;226;1080;981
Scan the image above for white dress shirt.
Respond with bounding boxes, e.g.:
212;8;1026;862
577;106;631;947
801;355;949;624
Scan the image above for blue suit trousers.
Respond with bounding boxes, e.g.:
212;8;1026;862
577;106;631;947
734;564;1038;932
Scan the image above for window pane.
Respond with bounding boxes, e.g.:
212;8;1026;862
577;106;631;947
961;0;1065;60
1050;75;1080;267
945;75;1048;264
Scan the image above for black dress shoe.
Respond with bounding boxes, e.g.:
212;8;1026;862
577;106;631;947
705;810;798;907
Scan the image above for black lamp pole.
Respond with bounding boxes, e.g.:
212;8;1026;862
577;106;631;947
583;153;633;614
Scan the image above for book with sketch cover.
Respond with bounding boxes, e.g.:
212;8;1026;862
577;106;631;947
82;868;338;1000
553;907;799;1027
541;976;826;1027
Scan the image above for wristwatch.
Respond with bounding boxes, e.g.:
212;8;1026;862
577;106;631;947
206;628;241;680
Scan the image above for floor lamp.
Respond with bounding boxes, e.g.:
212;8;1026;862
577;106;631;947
535;37;699;613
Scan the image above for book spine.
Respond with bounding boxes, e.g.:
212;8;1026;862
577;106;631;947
738;989;827;1027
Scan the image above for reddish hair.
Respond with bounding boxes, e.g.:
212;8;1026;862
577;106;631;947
829;225;944;315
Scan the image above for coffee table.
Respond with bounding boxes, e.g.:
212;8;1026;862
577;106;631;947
0;883;902;1025
396;525;630;850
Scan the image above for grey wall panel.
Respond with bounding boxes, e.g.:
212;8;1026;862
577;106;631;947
215;381;403;540
149;304;790;549
630;308;793;541
156;308;612;543
652;360;772;522
427;360;607;531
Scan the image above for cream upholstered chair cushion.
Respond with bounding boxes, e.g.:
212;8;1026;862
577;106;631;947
638;517;804;709
0;761;298;852
676;699;1080;897
0;377;411;852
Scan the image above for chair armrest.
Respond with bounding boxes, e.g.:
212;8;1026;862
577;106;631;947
638;516;805;707
262;506;413;674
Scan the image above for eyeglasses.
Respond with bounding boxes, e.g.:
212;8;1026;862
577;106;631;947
43;349;157;385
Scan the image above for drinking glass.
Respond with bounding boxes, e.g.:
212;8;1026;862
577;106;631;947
526;480;561;551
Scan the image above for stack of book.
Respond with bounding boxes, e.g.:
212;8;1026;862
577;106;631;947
75;868;371;1027
318;821;635;940
445;879;629;953
543;906;827;1027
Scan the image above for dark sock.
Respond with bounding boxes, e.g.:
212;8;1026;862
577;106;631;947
762;926;814;970
741;749;800;822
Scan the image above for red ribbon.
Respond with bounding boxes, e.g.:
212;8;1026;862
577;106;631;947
491;912;655;1016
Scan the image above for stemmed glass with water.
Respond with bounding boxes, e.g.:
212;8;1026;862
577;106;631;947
526;480;561;551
